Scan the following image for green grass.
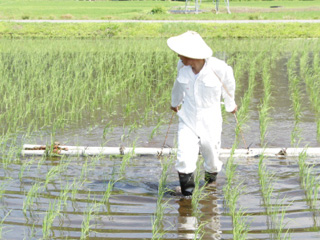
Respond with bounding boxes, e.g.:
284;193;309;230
1;22;320;39
1;0;320;20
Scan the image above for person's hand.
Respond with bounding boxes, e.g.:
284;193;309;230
231;105;237;114
171;106;179;112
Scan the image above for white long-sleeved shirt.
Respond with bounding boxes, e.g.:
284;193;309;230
171;57;236;138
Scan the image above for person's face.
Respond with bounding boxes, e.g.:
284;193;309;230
178;54;193;66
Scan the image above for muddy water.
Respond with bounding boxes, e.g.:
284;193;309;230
1;55;320;239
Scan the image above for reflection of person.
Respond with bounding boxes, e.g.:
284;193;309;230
167;31;237;196
176;195;221;239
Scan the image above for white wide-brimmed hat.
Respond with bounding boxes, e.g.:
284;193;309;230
167;31;212;59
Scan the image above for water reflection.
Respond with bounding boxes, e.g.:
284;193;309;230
176;187;221;240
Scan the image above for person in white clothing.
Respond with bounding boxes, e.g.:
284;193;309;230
167;31;237;196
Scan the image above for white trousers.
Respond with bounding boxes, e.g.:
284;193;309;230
175;121;223;174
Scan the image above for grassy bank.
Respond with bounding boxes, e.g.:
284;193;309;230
1;22;320;39
1;0;320;20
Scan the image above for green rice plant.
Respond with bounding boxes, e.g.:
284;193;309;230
152;156;173;239
296;150;320;207
0;39;177;141
229;54;246;93
192;221;207;240
317;120;320;142
150;118;164;140
23;182;43;215
224;158;238;198
0;181;8;199
259;57;273;146
100;178;117;207
118;153;131;177
232;207;250;240
0;210;11;239
59;180;71;208
37;155;47;170
102;121;114;140
234;52;261;144
0;136;21;169
301;52;320;141
257;153;292;238
81;203;95;240
80;158;89;181
191;158;208;211
224;182;250;240
44;164;62;189
258;154;276;210
42;200;61;239
71;178;85;201
100;166;118;207
287;51;303;147
19;159;35;181
223;137;251;239
301;165;320;208
298;150;308;181
118;140;137;178
269;198;292;240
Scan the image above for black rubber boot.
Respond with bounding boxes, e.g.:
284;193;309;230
178;172;195;196
205;172;218;184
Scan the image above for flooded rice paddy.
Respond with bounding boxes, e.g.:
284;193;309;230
0;38;320;239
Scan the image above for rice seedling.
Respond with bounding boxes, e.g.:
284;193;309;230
118;153;132;178
42;200;61;239
223;136;251;239
298;150;308;181
59;180;71;208
19;159;35;181
258;154;292;239
80;158;89;181
296;150;319;207
0;211;11;239
150;118;164;140
269;198;292;240
259;57;273;146
37;155;47;170
192;220;207;240
300;51;320;142
258;154;276;210
81;203;95;240
23;182;43;215
44;164;62;189
303;167;320;208
287;51;303;147
191;158;207;210
0;180;8;199
151;156;173;239
71;177;85;201
224;180;251;240
232;207;251;240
